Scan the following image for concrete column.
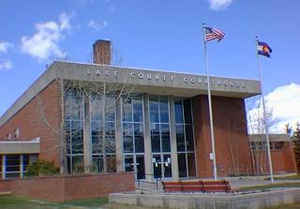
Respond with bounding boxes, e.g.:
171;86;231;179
20;155;24;178
83;95;92;173
143;95;153;180
169;96;179;180
2;155;6;180
115;97;124;172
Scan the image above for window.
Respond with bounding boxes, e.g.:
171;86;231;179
149;96;172;179
175;98;196;178
5;155;20;178
122;96;145;179
64;89;84;174
90;94;117;173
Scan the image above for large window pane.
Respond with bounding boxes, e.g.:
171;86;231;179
133;100;143;122
150;100;159;123
123;123;133;153
124;155;134;172
151;124;160;153
153;155;162;179
175;101;184;123
160;98;169;123
178;153;187;178
136;155;145;179
161;124;170;152
134;124;144;153
163;154;172;178
176;124;185;152
185;125;194;151
183;99;192;123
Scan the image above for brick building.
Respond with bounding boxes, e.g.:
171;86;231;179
249;134;296;175
0;40;261;180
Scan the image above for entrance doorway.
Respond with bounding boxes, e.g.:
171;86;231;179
152;154;172;179
124;154;145;179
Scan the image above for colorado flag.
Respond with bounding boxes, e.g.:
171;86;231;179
257;41;272;58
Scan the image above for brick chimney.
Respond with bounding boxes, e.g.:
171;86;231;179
93;40;111;65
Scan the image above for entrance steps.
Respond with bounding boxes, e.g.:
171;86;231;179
135;180;164;193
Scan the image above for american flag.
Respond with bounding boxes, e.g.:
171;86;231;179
204;26;225;42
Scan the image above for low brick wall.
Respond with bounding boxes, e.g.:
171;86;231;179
0;172;135;202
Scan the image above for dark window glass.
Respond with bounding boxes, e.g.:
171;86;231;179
134;124;144;153
178;153;187;178
183;99;192;123
163;154;172;178
175;101;184;123
185;125;194;151
123;123;133;153
151;124;160;153
124;155;134;172
71;121;83;154
150;101;159;123
176;124;185;152
153;155;162;179
136;155;145;179
6;155;20;173
160;98;169;123
23;155;29;173
133;100;143;122
161;124;170;152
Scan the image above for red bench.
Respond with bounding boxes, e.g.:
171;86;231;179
162;180;231;193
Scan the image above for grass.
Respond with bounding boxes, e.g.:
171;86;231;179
270;174;300;180
238;182;300;192
0;195;108;209
264;203;300;209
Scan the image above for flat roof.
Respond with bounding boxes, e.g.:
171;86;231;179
0;61;261;127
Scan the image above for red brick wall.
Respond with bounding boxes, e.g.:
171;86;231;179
0;172;135;202
193;95;251;178
251;142;296;174
0;80;62;166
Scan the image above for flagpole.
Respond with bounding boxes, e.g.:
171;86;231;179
203;24;218;180
255;36;274;183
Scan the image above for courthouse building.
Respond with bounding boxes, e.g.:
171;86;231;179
0;40;260;180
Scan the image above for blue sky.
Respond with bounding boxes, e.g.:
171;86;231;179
1;0;300;132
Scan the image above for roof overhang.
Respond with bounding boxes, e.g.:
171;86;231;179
0;138;40;154
0;61;261;127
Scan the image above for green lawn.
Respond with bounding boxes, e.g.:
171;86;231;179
264;203;300;209
0;195;108;209
238;182;300;192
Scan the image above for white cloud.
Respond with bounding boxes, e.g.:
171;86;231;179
208;0;233;10
0;60;12;70
248;83;300;134
88;20;108;31
0;41;13;53
21;13;72;60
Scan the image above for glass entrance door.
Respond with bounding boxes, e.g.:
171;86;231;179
152;154;172;179
124;154;145;179
149;96;172;179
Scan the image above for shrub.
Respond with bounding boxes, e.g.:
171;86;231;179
25;159;59;177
